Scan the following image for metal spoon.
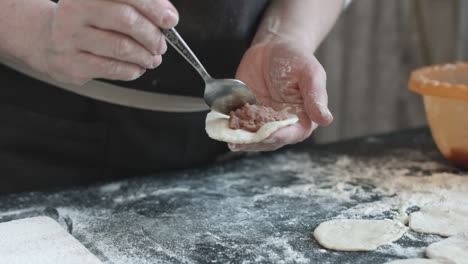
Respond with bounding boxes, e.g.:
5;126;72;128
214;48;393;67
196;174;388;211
161;28;256;114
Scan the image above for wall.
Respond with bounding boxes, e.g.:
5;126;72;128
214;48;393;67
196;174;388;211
313;0;464;143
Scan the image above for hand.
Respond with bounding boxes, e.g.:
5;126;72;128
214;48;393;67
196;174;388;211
29;0;178;85
230;41;333;152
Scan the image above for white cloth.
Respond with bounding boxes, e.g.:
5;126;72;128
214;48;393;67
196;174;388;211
0;59;208;113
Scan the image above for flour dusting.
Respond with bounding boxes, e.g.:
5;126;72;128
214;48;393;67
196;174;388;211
0;136;467;263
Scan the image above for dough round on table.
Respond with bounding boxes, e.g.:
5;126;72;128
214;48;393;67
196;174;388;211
385;259;451;264
313;219;408;251
205;111;299;144
426;233;468;264
408;205;468;236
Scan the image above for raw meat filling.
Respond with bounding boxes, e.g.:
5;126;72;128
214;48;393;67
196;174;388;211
228;103;289;132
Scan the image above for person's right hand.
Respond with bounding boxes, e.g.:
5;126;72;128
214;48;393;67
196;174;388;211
29;0;178;85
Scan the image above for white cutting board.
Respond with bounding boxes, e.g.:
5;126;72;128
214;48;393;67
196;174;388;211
0;216;102;264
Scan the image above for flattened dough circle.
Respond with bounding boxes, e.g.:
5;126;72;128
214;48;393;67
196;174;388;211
313;219;408;251
426;233;468;264
409;205;468;237
385;259;451;264
205;111;299;144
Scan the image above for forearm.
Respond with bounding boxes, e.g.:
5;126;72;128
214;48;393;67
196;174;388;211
0;0;55;65
253;0;344;51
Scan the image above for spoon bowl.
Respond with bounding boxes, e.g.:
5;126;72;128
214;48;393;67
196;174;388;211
161;28;256;115
205;78;256;114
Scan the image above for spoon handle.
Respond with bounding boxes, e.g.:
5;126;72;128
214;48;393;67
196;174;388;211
161;28;211;81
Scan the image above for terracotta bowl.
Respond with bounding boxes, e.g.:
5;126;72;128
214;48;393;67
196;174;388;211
409;63;468;168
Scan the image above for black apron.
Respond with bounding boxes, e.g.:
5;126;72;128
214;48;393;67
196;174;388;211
0;0;270;194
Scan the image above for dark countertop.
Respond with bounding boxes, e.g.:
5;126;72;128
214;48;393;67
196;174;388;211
0;128;465;264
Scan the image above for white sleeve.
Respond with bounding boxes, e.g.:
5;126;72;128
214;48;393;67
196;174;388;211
343;0;352;8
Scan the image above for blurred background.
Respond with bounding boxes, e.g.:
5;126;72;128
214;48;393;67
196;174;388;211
313;0;468;143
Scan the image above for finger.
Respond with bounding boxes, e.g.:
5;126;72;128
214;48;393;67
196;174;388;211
76;52;146;82
111;0;179;29
299;59;334;126
76;27;161;69
86;0;167;55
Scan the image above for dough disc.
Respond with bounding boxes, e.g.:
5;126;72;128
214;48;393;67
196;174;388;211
205;111;299;144
313;219;408;251
409;204;468;236
385;259;451;264
426;233;468;264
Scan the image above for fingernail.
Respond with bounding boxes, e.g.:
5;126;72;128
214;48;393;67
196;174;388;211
131;69;146;80
152;56;162;68
162;10;178;28
159;39;167;55
324;108;333;120
146;58;154;69
318;104;333;121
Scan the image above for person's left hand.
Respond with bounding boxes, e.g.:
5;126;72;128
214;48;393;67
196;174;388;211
229;41;333;152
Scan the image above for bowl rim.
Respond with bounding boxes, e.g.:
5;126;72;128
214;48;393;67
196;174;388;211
408;62;468;101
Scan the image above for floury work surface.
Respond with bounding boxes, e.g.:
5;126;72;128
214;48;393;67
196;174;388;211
0;128;467;264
